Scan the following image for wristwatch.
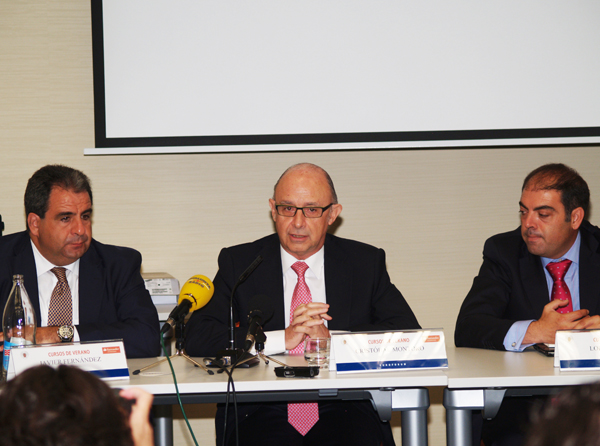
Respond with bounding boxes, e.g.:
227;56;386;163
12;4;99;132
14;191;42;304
57;325;74;343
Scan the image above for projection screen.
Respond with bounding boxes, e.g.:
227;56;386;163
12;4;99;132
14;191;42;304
87;0;600;154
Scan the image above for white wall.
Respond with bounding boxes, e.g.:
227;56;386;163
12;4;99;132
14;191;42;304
1;2;599;445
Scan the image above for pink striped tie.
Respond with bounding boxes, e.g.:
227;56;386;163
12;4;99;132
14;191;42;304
287;261;319;435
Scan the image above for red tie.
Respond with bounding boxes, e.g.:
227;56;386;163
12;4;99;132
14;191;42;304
546;259;573;314
287;261;319;436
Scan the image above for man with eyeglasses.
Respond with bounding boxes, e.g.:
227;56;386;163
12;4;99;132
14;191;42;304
185;163;420;446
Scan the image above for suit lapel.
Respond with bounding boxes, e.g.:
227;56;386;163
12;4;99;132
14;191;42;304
324;236;353;330
250;236;285;328
78;242;104;325
13;235;42;321
519;243;549;313
579;227;600;315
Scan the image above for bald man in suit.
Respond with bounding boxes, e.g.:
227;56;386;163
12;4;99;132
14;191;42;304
186;163;420;446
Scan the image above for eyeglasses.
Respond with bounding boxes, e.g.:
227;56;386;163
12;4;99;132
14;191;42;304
275;203;334;218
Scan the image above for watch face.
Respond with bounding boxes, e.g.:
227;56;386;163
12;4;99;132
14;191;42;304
58;325;74;340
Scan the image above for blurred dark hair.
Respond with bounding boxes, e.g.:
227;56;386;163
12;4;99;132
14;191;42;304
24;165;93;230
525;382;600;446
522;163;590;221
0;365;133;446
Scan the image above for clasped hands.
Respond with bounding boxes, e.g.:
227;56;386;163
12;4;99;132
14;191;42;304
285;302;331;351
524;299;600;345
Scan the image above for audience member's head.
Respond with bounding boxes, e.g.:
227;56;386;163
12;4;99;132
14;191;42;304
0;365;153;446
525;382;600;446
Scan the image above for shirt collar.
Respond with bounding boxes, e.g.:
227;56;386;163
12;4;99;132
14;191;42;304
541;231;581;267
280;245;325;279
30;239;79;277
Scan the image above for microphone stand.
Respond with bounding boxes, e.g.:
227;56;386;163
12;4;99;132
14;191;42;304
216;325;267;373
257;352;289;367
214;256;263;368
133;320;213;375
214;301;260;368
255;326;291;367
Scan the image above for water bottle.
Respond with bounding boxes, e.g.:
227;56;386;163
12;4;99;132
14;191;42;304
2;275;37;381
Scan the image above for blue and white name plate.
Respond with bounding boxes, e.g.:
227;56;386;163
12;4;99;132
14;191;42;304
11;339;129;381
555;329;600;371
331;329;448;374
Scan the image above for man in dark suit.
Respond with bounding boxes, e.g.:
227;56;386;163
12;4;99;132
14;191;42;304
185;163;420;446
0;165;159;358
455;163;600;446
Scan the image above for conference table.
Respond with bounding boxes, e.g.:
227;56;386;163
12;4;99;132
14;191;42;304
443;345;600;446
112;345;600;446
115;355;447;446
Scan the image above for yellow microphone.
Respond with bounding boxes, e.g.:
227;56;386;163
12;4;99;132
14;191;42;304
161;275;214;334
179;275;214;311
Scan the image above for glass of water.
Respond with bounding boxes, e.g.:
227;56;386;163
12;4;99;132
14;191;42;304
304;337;330;369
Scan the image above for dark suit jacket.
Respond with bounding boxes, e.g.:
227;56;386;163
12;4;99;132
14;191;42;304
455;220;600;350
185;232;420;356
184;233;419;446
0;231;160;358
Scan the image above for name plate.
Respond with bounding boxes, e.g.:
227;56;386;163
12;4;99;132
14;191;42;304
11;340;129;380
554;329;600;371
331;329;447;374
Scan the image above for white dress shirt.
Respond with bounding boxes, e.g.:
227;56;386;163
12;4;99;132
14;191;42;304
262;245;327;355
31;241;81;340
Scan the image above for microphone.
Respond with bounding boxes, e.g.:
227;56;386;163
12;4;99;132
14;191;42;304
228;255;263;349
160;275;214;334
254;325;266;352
244;294;274;352
238;255;263;284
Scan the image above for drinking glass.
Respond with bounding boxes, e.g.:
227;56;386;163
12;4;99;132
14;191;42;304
304;337;330;369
